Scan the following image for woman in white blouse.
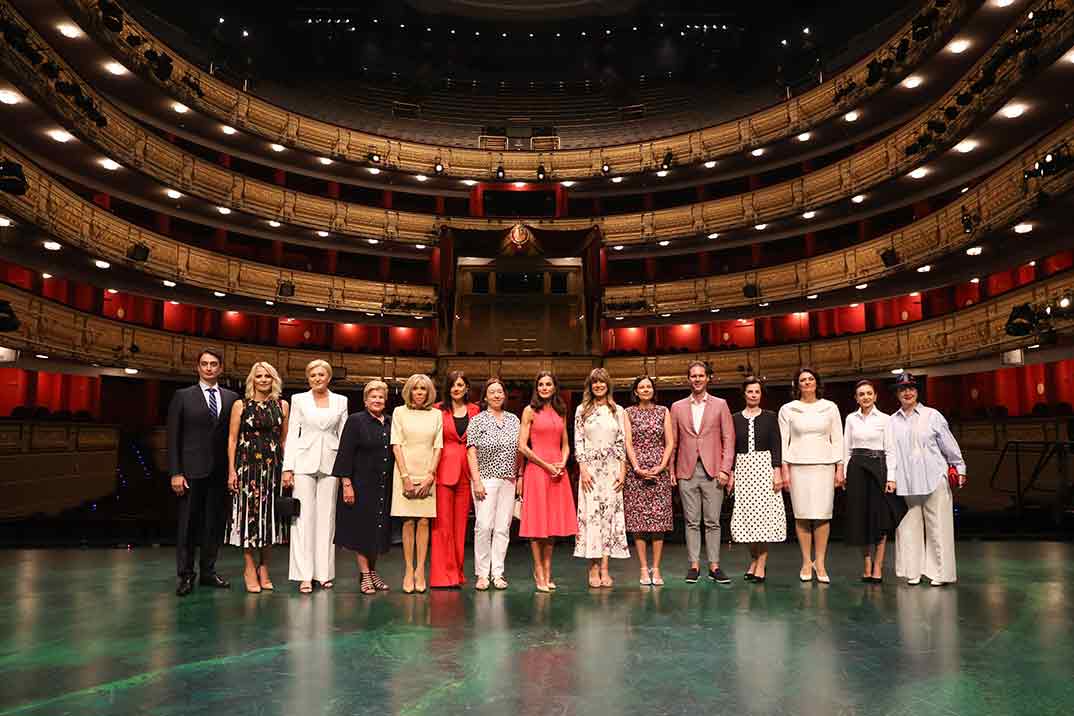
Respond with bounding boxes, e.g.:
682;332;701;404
843;380;906;583
779;368;844;583
282;359;350;593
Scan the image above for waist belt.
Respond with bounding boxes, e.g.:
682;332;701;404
851;448;885;459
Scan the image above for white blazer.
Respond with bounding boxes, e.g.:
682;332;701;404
282;390;349;475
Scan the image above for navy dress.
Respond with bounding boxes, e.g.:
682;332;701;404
333;411;394;555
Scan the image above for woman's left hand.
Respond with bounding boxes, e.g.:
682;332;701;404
884;480;897;493
834;465;846;489
613;474;625;492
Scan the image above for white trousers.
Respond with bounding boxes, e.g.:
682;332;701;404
473;478;516;579
896;479;956;583
289;472;337;583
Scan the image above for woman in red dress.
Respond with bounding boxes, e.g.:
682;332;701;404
518;371;576;592
431;371;480;588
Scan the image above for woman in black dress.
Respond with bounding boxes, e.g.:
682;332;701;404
333;380;394;594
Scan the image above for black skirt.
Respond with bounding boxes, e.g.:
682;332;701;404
844;453;907;546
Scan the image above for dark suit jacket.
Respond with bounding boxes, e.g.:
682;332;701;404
167;384;239;480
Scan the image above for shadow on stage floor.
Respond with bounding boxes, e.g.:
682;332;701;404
1;542;1072;716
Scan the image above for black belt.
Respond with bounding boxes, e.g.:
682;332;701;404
851;448;885;459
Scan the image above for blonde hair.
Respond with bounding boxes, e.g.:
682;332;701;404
305;359;333;380
580;367;618;422
401;373;436;409
363;379;389;403
245;361;282;401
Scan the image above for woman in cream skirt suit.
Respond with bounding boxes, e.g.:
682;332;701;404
779;367;844;583
391;373;443;593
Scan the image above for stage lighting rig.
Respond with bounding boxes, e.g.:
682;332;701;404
368;152;382;163
433;161;444;175
961;206;980;234
0;300;18;332
143;49;173;81
0;161;28;195
601;163;611;175
495;165;505;180
1005;303;1042;337
660;151;673;171
536;164;546;181
99;0;124;33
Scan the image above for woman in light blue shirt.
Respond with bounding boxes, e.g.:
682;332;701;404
884;373;966;586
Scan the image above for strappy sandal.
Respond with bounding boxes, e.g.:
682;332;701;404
588;566;602;589
320;580;334;590
370;571;390;591
492;576;509;590
299;581;313;594
359;572;376;595
475;577;490;591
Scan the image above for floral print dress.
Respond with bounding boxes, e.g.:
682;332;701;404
227;398;287;547
623;405;674;533
573;404;629;559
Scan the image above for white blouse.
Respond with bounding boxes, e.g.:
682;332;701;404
843;408;891;466
778;399;843;465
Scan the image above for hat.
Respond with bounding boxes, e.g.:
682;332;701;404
894;372;918;389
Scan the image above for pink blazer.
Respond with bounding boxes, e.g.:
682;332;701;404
670;394;735;479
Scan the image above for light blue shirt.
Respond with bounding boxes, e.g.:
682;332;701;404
884;403;965;496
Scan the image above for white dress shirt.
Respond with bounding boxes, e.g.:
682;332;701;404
690;392;709;435
885;403;966;496
198;381;221;416
843;407;890;466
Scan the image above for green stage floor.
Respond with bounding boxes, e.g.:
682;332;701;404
0;542;1071;715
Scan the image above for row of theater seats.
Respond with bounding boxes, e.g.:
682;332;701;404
3;407;96;422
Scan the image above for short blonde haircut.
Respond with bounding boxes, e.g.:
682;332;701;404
401;373;436;409
363;379;389;403
305;359;333;380
245;361;282;401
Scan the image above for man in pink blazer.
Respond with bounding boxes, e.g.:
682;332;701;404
670;360;735;584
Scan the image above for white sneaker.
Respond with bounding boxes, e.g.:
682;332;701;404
907;577;921;586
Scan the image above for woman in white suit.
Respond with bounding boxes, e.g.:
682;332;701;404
282;359;349;593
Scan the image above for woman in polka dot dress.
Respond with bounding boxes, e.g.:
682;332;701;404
730;377;786;582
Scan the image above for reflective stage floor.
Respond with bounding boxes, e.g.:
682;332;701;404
1;542;1072;716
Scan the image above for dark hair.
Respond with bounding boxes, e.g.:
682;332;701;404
686;360;711;377
441;370;471;406
528;371;566;417
196;348;224;365
792;367;824;399
742;376;764;393
482;376;506;408
854;379;877;395
631;375;656;404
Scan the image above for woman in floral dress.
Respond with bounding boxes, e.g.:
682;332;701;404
227;362;290;593
574;368;629;588
623;376;675;586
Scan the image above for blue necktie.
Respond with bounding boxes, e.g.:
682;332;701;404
207;388;218;418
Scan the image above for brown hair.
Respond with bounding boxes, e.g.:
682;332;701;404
742;375;764;393
528;371;566;417
854;379;877;395
441;370;471;406
579;368;618;421
686;360;711;377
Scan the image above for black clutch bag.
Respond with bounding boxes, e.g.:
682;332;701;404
276;494;300;521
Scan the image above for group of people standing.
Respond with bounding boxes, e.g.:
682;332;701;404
167;350;967;597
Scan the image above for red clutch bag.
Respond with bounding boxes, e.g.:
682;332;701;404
947;465;961;489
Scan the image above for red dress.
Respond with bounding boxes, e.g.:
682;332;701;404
430;402;480;587
519;407;578;539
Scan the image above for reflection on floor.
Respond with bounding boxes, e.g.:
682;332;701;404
0;542;1072;715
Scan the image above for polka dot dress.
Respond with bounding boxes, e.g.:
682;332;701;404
730;413;787;543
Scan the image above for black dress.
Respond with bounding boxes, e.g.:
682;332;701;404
226;399;287;548
333;410;394;555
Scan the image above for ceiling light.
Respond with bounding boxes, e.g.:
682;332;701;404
844;110;860;122
316;230;329;237
1028;260;1037;267
754;224;767;231
268;220;281;228
213;291;226;298
268;144;289;154
797;132;812;142
994;0;1014;6
415;174;428;182
560;180;576;187
751;148;765;157
961;187;970;193
917;264;932;273
970;277;980;284
909;167;928;179
707;232;720;239
367;238;379;245
909;291;920;297
106;288;119;294
318;157;333;165
615;316;624;321
165;189;182;200
44;241;61;251
41;273;52;279
891;368;905;375
48;129;73;143
0;90;21;105
1014;223;1033;234
656;170;668;177
221;125;236;135
1001;103;1026;119
57;24;83;39
601;163;611;175
661;313;671;317
415;244;426;250
94;260;111;269
855;283;868;290
35;354;49;360
611;176;623;183
902;75;923;89
462;179;477;186
613;244;624;251
0;217;10;227
104;61;128;76
163;280;177;287
367;167;381;175
849;303;860;308
758;302;770;307
217;206;231;214
807;294;818;300
265;300;274;306
658;240;670;247
947;39;970;54
710;308;720;313
966;246;983;256
704;160;717;168
124;368;139;375
433;162;444;174
513;182;527;188
802;211;816;219
98;158;121;171
851;194;866;204
172;102;189;114
955;139;978;153
316;307;326;312
170;300;181;305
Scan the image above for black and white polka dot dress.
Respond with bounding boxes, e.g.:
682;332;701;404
730;411;787;543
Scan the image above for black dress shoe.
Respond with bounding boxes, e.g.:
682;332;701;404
750;575;766;584
685;567;700;583
199;573;231;589
744;572;756;582
709;567;732;584
176;576;195;597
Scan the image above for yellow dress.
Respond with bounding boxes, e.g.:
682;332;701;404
389;406;443;518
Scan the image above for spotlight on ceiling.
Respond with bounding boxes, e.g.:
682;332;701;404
434;161;444;174
537;164;546;181
495;165;505;180
601;162;611;175
660;151;673;171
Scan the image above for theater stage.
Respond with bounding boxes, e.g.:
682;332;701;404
1;542;1071;716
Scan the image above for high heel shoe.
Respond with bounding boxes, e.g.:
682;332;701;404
799;563;814;582
403;572;415;594
640;568;653;586
243;567;262;594
257;565;274;590
414;573;427;593
815;567;831;584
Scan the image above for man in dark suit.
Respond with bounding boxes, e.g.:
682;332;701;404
167;348;239;596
